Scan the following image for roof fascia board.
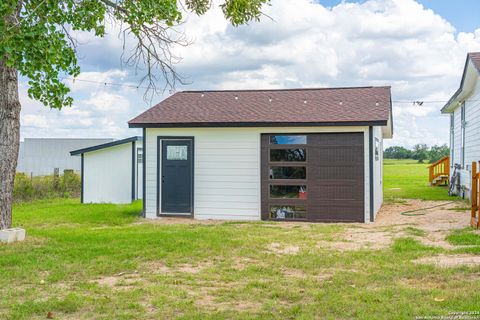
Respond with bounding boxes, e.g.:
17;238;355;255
70;136;141;155
128;120;388;129
442;55;479;113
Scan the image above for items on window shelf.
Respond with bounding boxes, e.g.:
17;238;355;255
298;186;307;199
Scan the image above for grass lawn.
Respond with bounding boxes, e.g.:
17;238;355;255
1;161;479;319
383;159;452;201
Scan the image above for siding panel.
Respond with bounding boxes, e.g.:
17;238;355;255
450;78;480;197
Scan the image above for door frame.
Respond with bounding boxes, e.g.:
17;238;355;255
156;136;195;218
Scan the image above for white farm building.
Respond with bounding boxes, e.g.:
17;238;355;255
70;137;143;204
17;138;113;176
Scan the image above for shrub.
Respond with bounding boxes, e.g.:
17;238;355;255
13;171;81;203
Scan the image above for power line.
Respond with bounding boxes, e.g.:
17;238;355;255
59;77;478;105
60;77;152;90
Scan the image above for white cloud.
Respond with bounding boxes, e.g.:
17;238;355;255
84;91;130;113
21;114;49;128
18;0;480;148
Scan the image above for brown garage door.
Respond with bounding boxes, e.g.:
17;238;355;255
261;133;364;222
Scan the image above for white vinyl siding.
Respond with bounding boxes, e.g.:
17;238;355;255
460;102;466;167
450;78;480;197
83;143;133;204
144;126;384;222
450;114;454;167
372;126;383;219
465;80;480;166
453;106;462;166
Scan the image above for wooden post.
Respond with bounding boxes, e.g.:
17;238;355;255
472;161;478;228
446;157;450;177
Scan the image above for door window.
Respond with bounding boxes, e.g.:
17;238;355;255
166;145;188;160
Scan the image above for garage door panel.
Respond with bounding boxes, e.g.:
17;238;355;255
309;185;363;200
308;201;365;222
309;134;364;146
311;167;361;180
261;132;364;222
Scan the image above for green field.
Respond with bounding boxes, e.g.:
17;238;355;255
1;160;477;319
383;159;451;201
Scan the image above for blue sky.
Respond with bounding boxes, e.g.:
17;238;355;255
319;0;480;32
18;0;480;148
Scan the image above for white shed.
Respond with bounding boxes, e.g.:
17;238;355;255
70;137;143;204
129;87;393;223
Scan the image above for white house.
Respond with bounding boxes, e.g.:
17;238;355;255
17;138;113;176
128;87;393;223
441;52;480;198
70;137;143;204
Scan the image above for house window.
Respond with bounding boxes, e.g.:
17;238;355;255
461;102;466;167
450;113;454;167
270;185;307;199
270;148;306;162
375;138;380;161
269;167;306;179
270;205;306;219
270;135;307;145
137;148;143;163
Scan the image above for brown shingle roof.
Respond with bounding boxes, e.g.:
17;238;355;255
128;86;391;128
470;52;480;72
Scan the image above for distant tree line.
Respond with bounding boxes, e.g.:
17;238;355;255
384;144;449;163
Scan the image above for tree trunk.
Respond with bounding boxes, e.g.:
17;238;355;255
0;60;21;230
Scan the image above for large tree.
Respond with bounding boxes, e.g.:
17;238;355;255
0;0;269;229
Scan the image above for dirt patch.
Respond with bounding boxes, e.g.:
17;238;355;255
317;227;402;251
398;277;442;289
317;200;471;251
142;261;171;274
280;267;332;282
231;257;264;271
92;272;142;289
141;260;213;275
413;254;480;267
195;293;262;312
267;242;300;255
182;283;262;312
376;200;470;249
178;262;213;274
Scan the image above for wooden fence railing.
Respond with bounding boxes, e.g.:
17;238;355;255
471;161;480;229
428;156;450;186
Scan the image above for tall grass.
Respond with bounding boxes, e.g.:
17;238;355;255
13;171;81;203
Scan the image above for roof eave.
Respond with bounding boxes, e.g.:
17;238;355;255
441;88;462;114
70;136;141;156
128;120;388;129
442;54;480;114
